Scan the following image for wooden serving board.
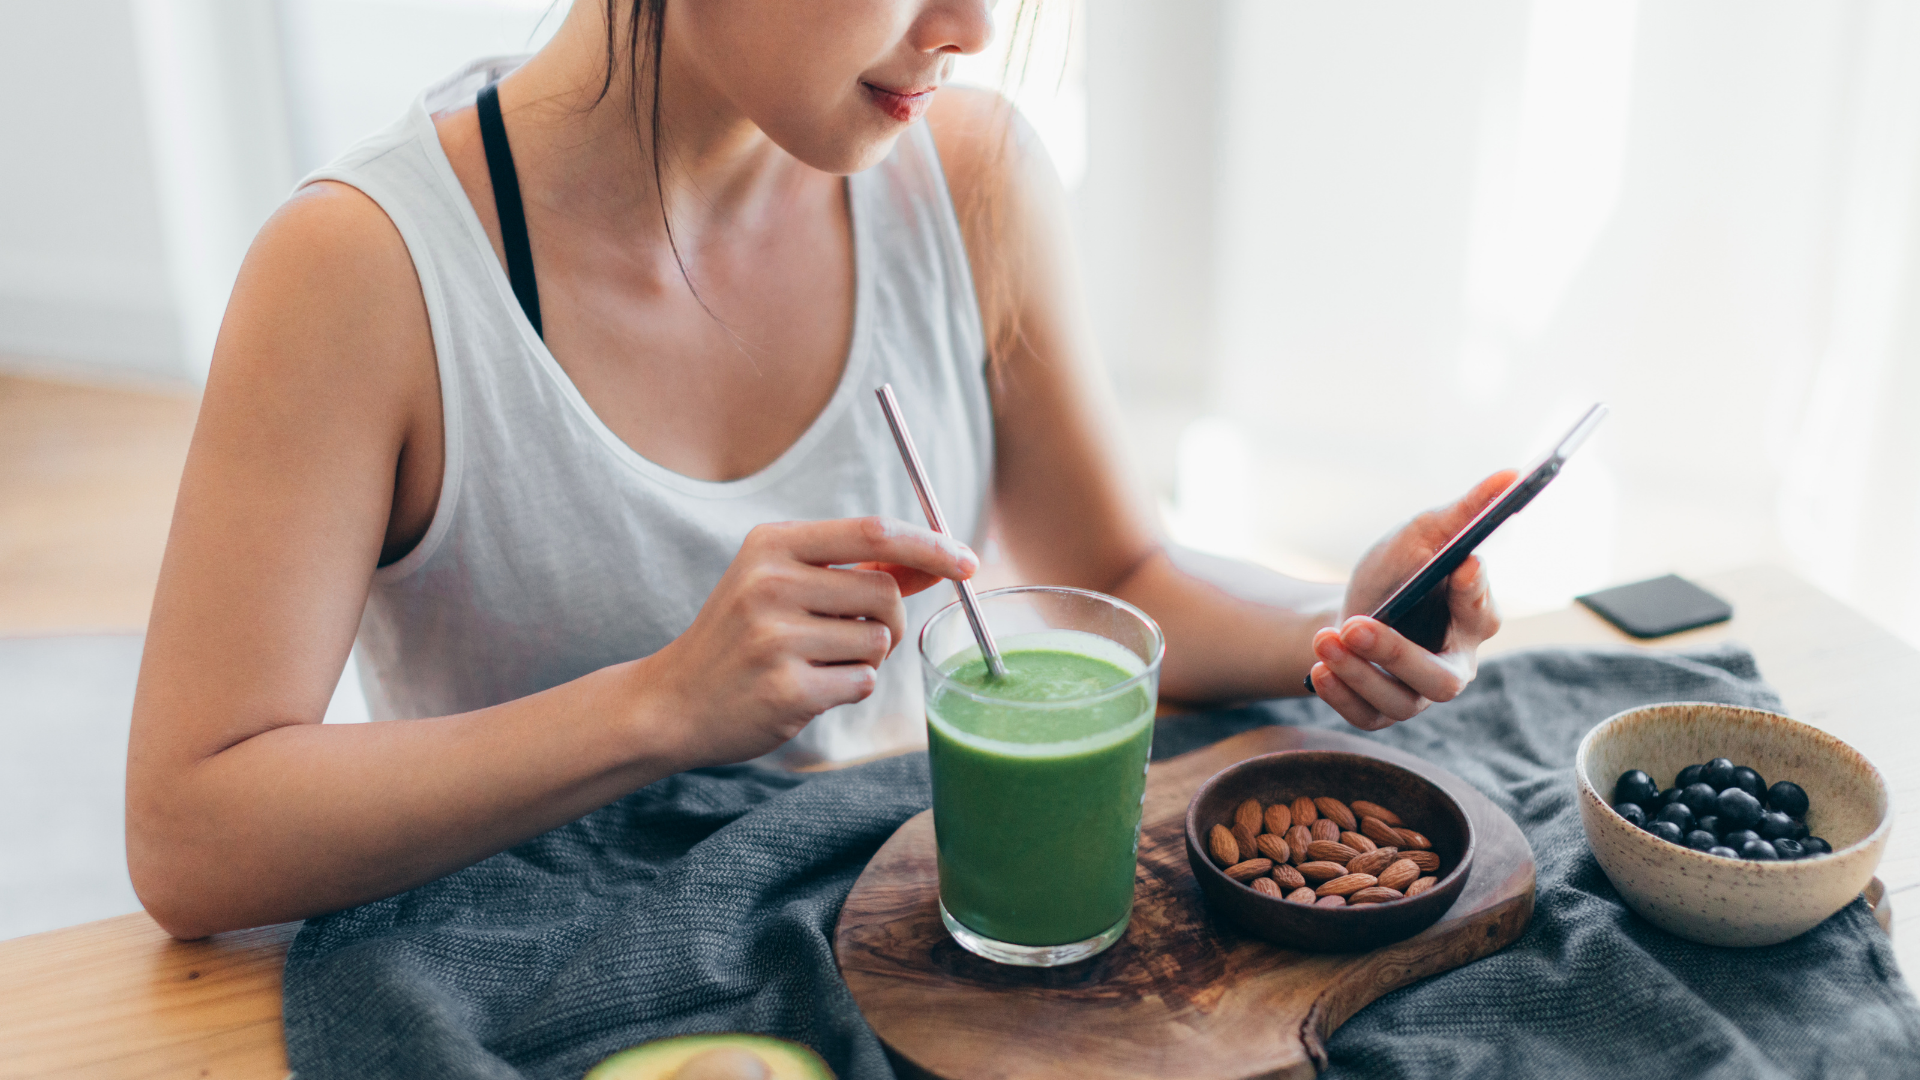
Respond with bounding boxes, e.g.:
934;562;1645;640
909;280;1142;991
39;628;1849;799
834;726;1536;1080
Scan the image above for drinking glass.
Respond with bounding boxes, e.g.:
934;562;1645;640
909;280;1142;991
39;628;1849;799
919;586;1164;966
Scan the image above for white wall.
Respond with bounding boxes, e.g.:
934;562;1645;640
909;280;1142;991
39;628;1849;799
1076;0;1227;493
132;0;300;380
1159;0;1920;645
279;0;561;174
0;0;183;382
0;0;556;386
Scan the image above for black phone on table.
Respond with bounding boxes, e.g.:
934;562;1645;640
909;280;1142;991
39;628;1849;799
1576;574;1731;638
1308;402;1609;694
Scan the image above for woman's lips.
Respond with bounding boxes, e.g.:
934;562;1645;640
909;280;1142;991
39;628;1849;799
863;82;938;123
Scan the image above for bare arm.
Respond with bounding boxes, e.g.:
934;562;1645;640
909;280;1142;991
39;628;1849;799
126;185;974;939
927;92;1504;723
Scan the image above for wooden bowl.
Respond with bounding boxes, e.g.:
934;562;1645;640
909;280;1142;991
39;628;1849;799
1184;750;1475;952
1575;702;1890;946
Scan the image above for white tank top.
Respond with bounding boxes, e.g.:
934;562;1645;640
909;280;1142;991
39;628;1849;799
303;58;993;767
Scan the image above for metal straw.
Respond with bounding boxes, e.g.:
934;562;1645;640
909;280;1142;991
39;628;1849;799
874;384;1008;680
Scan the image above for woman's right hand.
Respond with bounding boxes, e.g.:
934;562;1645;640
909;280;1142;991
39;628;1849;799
638;516;978;767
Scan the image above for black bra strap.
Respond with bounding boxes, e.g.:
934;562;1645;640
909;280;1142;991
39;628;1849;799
476;82;543;338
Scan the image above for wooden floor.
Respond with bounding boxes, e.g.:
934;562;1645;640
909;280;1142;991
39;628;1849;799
0;373;198;634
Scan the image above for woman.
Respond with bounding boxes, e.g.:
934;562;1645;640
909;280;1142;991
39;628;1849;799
126;0;1507;940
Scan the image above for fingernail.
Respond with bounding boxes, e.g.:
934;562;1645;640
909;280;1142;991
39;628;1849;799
955;545;979;573
1318;637;1348;661
1344;621;1376;650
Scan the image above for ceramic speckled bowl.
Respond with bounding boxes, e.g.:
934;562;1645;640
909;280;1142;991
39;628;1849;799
1575;702;1890;947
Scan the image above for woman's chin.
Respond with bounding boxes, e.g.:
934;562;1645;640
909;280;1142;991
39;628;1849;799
778;124;912;177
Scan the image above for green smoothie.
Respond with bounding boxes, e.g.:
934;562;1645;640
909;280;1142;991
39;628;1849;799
927;634;1155;947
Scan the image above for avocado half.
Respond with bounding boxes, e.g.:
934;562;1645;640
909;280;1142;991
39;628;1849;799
584;1034;834;1080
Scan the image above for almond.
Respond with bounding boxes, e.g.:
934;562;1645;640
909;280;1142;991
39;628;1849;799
1263;803;1293;835
1233;823;1261;861
1298;860;1350;883
1316;873;1376;897
1286;825;1314;864
1306;840;1360;864
1350;800;1403;827
1225;858;1273;881
1360;816;1401;846
1234;798;1264;835
1403;850;1440;873
1290;796;1318;825
1252;876;1284;898
1256;833;1291;865
1346;847;1400;877
1348;886;1404;905
1341;831;1377;853
1314;797;1358;832
1405;876;1438;897
1394;828;1433;851
1271;863;1307;890
1310;818;1341;843
1314;894;1347;908
1208;824;1239;867
1376;859;1421;892
1286;886;1319;904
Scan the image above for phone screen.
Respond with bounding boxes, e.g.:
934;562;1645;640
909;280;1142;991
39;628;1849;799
1308;404;1608;695
1370;403;1608;652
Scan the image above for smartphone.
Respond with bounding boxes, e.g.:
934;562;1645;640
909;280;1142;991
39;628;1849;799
1576;574;1731;638
1308;403;1608;693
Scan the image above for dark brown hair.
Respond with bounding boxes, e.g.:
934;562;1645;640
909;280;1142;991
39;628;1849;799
596;1;686;281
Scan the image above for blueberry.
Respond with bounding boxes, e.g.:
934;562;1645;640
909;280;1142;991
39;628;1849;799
1802;837;1832;856
1724;829;1762;849
1614;769;1659;807
1732;766;1767;801
1740;838;1779;860
1707;846;1740;858
1677;763;1706;788
1767;781;1809;818
1685;829;1719;851
1757;811;1795;841
1716;788;1763;829
1680;783;1718;815
1658;787;1685;807
1701;757;1737;790
1787;818;1809;841
1696;814;1722;838
1771;838;1805;860
1655;802;1695;832
1647;820;1684;844
1614;801;1648;827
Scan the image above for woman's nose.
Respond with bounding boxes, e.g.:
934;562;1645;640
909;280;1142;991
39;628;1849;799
915;0;995;57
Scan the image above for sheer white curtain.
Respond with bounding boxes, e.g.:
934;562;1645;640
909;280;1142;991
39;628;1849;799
1774;2;1920;646
130;0;296;379
1141;0;1920;646
118;0;560;379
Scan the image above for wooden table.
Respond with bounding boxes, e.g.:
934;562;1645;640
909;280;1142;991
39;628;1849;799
3;565;1912;1078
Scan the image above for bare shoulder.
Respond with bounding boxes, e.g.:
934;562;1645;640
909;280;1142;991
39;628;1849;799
924;88;1073;354
236;180;428;352
196;178;443;560
924;86;1056;223
212;179;436;424
924;86;1016;187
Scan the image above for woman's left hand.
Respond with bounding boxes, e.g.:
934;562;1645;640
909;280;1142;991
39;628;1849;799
1309;471;1516;731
